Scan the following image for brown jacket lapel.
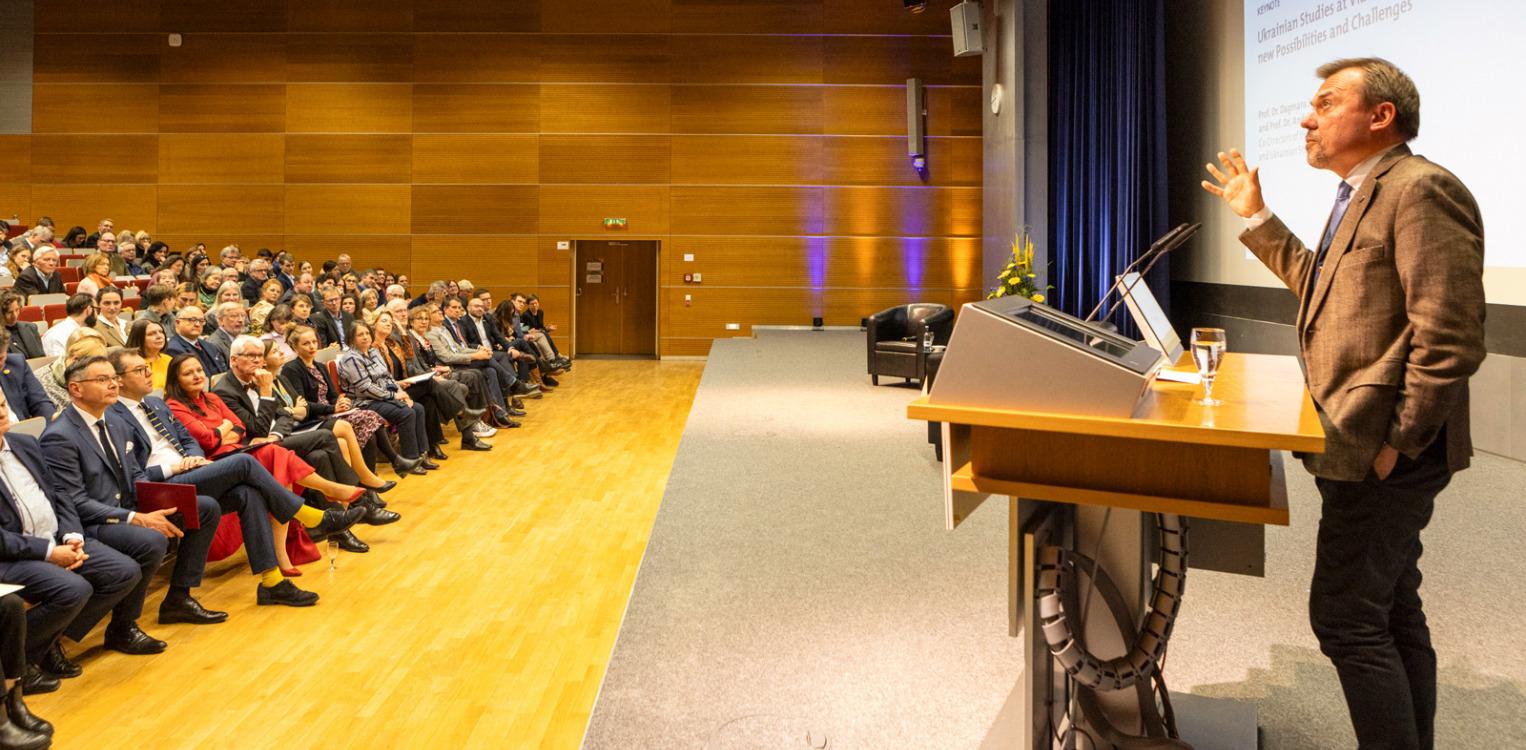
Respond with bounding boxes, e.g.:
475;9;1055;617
1300;145;1412;332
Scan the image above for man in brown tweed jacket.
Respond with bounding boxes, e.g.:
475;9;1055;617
1202;58;1485;749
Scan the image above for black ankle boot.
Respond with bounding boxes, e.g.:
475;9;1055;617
0;692;49;749
5;683;50;737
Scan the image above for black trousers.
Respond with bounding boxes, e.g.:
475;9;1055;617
0;594;26;680
176;452;308;574
1311;430;1450;750
1;540;139;662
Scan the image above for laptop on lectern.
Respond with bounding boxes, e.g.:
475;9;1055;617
1117;272;1182;366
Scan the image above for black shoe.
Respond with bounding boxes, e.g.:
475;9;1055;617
427;445;448;461
419;459;440;471
159;595;229;625
390;455;423;476
0;708;48;750
410;464;429;475
335;529;371;552
507;406;527;417
461;406;486;422
542;375;560;388
460;435;492;451
257;580;319;607
6;682;52;737
360;505;401;526
501;419;522;428
307;506;366;539
40;643;79;679
104;622;167;655
510;397;526;410
18;667;56;697
363;479;396;494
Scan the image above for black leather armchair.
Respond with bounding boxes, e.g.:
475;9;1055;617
866;303;953;385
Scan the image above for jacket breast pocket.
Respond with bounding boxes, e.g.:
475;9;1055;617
1343;243;1388;265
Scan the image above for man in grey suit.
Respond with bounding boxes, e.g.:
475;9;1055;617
203;301;247;360
1203;58;1485;750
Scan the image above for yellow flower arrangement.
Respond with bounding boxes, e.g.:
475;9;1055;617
987;228;1051;304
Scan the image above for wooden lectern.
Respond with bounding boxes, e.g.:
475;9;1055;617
909;353;1324;749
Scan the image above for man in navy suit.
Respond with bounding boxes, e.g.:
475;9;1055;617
39;356;179;664
164;305;228;377
0;387;141;694
106;349;361;608
0;330;54;422
312;287;354;349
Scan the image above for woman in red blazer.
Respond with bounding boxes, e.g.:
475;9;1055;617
164;353;364;572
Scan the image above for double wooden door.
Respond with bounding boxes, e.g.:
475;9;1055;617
575;240;657;356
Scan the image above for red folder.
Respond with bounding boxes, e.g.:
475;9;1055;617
134;482;201;530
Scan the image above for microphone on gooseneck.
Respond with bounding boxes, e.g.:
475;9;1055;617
1084;223;1193;323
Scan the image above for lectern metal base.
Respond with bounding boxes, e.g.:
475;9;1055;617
1170;692;1259;750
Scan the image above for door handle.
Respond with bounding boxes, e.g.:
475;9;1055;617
576;287;582;297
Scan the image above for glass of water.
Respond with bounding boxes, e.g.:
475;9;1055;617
327;536;339;570
1190;327;1227;406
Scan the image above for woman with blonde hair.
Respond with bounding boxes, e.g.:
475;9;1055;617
249;278;284;333
76;252;115;297
42;328;108;408
5;246;30;279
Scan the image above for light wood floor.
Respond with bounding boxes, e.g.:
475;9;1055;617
30;359;706;749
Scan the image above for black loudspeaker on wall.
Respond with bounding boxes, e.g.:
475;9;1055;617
950;1;984;57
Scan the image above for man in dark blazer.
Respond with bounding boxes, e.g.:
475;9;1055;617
164;305;228;377
107;349;358;608
0;331;54;422
212;336;396;538
12;249;64;300
312;287;354;349
0;293;43;362
39;357;182;662
1203;58;1485;750
0;388;141;693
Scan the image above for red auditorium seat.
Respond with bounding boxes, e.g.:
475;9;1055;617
64;282;79;294
17;306;42;323
42;304;66;324
58;267;81;283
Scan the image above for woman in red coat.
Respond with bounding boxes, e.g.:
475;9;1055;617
164;353;364;572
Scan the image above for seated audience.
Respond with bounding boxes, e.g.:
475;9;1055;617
164;306;228;377
282;326;419;477
521;294;568;367
107;349;357;609
313;287;352;349
203;301;247;360
379;313;491;452
0;328;54;421
0;592;52;743
249;279;284;334
0;292;44;360
13;249;63;300
336;321;434;473
41;330;108;410
3;248;30;281
0;387;142;695
134;284;176;330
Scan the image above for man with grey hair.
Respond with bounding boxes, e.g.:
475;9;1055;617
280;271;320;309
409;280;447;310
385;284;407;302
204;301;247;360
14;247;64;298
241;258;272;303
85;218;112;248
1203;57;1484;749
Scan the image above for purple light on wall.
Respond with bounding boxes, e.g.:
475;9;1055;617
903;236;927;289
807;236;827;317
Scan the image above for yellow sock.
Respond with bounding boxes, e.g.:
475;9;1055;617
259;567;285;587
293;505;325;527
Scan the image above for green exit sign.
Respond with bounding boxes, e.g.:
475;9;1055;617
603;218;627;229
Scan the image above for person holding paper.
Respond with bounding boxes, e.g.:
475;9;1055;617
1202;58;1485;750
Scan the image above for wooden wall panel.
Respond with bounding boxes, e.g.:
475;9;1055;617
660;338;713;357
821;136;981;187
412;36;539;83
673;36;823;84
822;186;981;237
159;134;285;184
158;185;283;235
670;86;822;135
414;1;540;32
540;36;672;84
410;236;539;288
161;0;289;32
160;34;287;83
670;136;822;185
155;234;287;254
33;35;161;83
532;286;572;330
823;0;956;35
285;135;412;183
288;0;415;32
0;187;29;220
285;184;411;234
824;37;981;86
539;136;670;184
31;184;158;234
662;236;979;289
160;85;286;133
411;185;539;234
412;135;538;184
287;84;413;133
412;85;539;133
537;239;571;287
284;235;413;271
538;186;668;236
30;135;159;184
672;0;821;33
670;186;821;235
287;35;415;82
35;0;160;32
823;86;982;136
0;138;32;184
542;0;671;33
32;84;159;134
539;85;669;134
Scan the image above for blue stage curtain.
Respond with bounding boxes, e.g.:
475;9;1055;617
1049;0;1169;334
